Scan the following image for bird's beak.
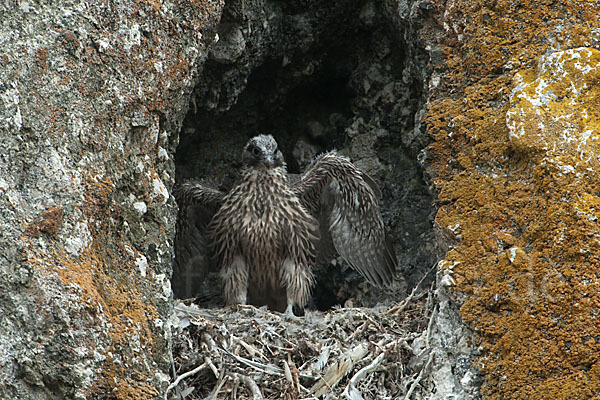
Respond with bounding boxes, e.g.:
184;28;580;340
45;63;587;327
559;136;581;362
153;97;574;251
264;155;275;167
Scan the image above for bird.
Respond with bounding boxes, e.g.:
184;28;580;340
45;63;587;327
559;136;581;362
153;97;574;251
173;134;396;315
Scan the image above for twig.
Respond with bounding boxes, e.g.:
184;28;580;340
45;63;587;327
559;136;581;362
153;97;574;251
425;304;437;348
230;372;264;400
236;336;266;359
167;333;179;399
288;354;302;394
346;321;368;342
342;352;386;399
230;352;280;374
221;347;316;380
386;263;436;316
310;344;369;397
404;352;433;400
231;376;239;400
386;288;424;317
221;348;284;375
205;356;219;378
164;361;208;400
205;374;227;400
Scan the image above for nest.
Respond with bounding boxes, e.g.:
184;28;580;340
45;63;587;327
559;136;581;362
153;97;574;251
166;288;434;400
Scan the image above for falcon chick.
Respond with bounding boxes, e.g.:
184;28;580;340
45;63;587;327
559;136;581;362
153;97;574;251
174;135;396;315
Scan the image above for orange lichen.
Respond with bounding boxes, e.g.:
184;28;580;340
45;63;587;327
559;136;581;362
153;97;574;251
426;1;600;398
19;169;161;399
25;206;65;237
34;47;49;70
507;48;600;162
22;240;160;399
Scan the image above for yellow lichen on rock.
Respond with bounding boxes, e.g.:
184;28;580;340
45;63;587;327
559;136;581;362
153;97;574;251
426;1;600;399
507;47;600;168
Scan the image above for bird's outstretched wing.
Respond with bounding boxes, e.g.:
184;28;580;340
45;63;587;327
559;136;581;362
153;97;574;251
172;180;225;299
292;152;396;287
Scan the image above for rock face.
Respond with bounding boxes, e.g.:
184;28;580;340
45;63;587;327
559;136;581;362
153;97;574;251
0;1;222;398
4;0;598;399
427;1;600;399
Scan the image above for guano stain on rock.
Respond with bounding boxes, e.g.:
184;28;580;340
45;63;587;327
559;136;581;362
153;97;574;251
427;1;600;399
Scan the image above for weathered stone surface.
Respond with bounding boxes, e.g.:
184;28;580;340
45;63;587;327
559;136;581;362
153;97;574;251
507;47;600;163
427;1;600;398
7;0;599;398
0;1;222;398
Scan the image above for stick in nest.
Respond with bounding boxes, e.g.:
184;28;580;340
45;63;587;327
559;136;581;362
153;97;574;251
342;352;386;400
404;352;434;400
386;263;436;316
310;344;369;397
229;373;264;400
164;361;208;400
205;375;227;400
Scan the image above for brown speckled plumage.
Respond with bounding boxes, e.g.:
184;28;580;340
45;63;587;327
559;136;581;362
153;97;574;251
175;135;396;314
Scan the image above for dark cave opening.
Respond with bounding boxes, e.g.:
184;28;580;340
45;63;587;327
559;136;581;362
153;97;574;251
172;0;442;311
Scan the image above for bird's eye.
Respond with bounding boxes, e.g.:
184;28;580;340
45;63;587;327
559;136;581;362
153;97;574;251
252;147;261;156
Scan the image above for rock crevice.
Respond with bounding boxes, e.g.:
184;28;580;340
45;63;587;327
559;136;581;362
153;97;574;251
174;0;443;312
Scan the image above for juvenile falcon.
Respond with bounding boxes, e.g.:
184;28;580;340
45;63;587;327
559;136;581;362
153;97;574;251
174;135;396;315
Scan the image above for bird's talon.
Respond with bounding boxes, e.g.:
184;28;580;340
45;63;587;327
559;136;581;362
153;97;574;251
283;304;300;319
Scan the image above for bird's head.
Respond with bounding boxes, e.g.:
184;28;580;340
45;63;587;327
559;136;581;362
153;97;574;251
242;135;285;169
